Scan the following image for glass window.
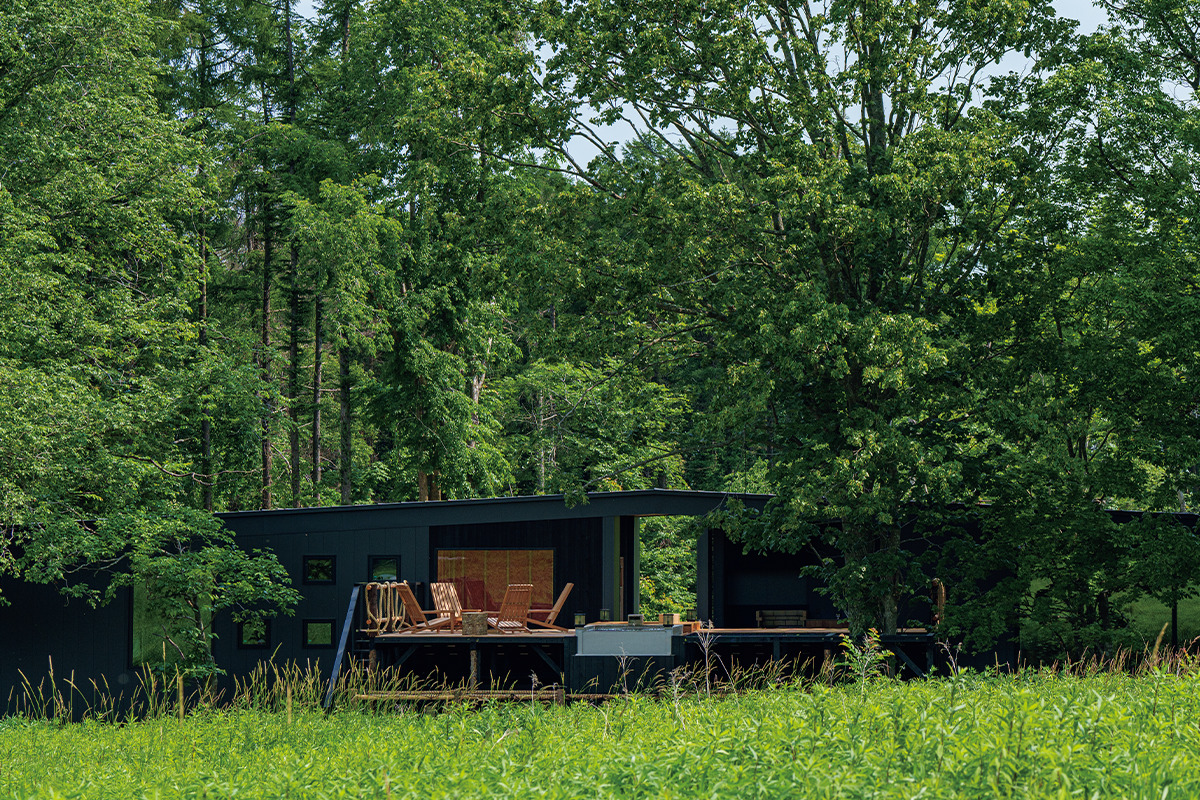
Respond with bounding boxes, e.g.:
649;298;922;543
303;619;335;648
238;619;270;649
303;556;336;584
436;549;554;610
368;555;400;582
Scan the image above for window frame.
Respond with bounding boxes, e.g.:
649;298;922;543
237;618;271;650
302;555;337;585
367;554;401;583
302;619;337;649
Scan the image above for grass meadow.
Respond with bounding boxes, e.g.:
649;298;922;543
3;661;1200;799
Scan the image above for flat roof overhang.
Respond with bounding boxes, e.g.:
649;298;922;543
217;489;773;536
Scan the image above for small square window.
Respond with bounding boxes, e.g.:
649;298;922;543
303;619;336;648
368;555;400;582
303;556;336;584
238;619;270;649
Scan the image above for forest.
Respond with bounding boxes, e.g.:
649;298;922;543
1;0;1198;659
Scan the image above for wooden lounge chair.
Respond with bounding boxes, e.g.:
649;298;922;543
527;582;574;631
487;584;534;633
430;582;470;631
394;581;454;633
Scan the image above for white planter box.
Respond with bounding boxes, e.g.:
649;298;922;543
574;624;681;656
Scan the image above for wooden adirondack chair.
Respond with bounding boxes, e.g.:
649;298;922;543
394;582;454;632
430;582;468;631
487;584;534;633
527;582;574;631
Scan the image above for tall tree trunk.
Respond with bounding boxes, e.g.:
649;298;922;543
284;0;301;508
197;30;214;512
259;87;274;510
878;523;901;635
334;1;352;507
199;232;213;512
260;198;273;510
839;523;901;636
467;335;490;450
283;0;297;125
535;390;556;494
312;290;323;497
536;390;546;493
288;243;301;507
339;344;352;505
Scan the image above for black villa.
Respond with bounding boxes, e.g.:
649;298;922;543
209;489;775;672
8;489;887;704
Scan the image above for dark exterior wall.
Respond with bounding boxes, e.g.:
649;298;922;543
211;520;429;677
721;544;826;627
0;580;134;713
697;530;833;626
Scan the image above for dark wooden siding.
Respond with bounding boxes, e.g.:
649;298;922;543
0;580;134;713
212;520;429;677
699;530;838;627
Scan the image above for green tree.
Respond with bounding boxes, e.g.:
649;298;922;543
351;0;564;501
495;358;688;494
537;0;1074;632
0;0;202;566
939;0;1200;657
0;0;297;664
289;178;402;504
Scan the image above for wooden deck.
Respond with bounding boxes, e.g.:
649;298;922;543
371;626;928;646
325;585;935;709
373;629;574;644
359;625;936;694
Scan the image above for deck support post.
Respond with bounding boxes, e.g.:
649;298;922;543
893;645;925;678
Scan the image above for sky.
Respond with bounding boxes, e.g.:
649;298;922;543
1057;0;1111;32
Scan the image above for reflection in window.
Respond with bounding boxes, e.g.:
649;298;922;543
238;619;270;649
368;556;400;582
303;619;335;647
436;549;554;610
303;556;336;584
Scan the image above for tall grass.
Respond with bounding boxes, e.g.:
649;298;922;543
4;668;1200;798
4;645;1200;798
4;657;482;723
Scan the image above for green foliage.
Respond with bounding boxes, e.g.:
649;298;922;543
117;513;300;679
495;359;688;494
533;0;1086;633
638;517;698;616
837;628;894;683
0;0;298;664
